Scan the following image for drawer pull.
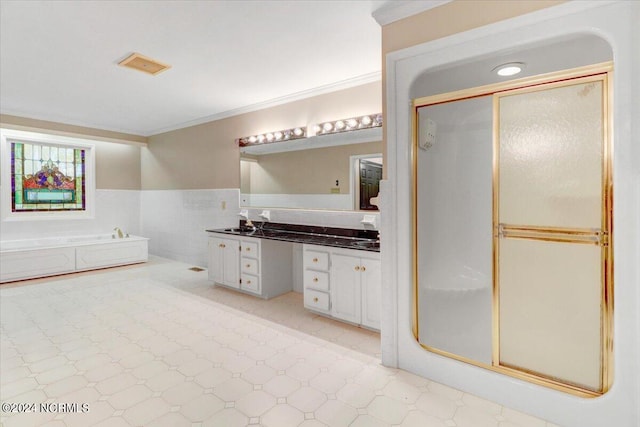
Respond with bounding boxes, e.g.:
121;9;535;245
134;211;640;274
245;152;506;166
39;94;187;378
313;277;319;282
313;258;318;262
219;243;226;248
246;247;251;252
313;297;319;302
361;266;366;272
246;264;251;268
355;266;360;271
246;280;252;284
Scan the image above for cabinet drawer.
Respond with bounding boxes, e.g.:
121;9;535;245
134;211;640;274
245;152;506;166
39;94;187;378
241;241;259;258
241;257;259;275
241;273;260;294
304;270;329;292
304;250;329;270
304;289;330;312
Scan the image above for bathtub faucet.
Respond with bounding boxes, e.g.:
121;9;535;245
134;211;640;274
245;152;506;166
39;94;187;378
113;227;124;239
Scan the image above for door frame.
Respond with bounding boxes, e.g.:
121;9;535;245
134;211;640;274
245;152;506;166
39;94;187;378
350;153;383;211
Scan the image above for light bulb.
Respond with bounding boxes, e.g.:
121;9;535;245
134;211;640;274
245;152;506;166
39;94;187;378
266;133;274;142
361;115;372;126
346;119;358;128
248;136;257;143
335;120;345;130
293;127;304;136
322;122;333;132
493;62;525;77
274;131;283;140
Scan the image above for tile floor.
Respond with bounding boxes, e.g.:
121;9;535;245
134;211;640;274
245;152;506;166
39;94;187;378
0;256;558;427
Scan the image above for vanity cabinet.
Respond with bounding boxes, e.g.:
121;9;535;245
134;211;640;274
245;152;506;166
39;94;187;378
303;244;381;330
208;233;292;299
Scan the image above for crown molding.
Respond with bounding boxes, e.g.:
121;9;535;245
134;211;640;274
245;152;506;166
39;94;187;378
148;71;382;136
0;111;147;145
372;0;453;26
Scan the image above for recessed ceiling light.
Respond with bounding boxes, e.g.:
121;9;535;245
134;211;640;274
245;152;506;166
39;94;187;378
493;62;525;77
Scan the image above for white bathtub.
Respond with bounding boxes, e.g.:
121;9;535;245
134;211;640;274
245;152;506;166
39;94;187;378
0;234;149;283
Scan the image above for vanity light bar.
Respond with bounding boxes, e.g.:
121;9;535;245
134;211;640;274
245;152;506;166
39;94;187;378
237;126;307;147
315;113;382;136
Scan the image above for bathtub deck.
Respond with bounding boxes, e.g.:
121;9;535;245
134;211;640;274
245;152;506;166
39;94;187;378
0;235;148;283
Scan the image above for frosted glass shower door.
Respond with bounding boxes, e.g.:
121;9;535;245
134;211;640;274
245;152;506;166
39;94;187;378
496;76;610;392
416;96;494;364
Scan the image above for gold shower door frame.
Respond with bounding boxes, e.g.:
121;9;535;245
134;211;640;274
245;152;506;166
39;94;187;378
411;62;613;397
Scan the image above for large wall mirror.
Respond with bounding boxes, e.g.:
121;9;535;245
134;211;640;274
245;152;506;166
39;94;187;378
411;34;613;397
240;129;382;211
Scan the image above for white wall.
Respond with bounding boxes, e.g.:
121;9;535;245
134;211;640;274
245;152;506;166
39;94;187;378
0;189;140;241
139;189;240;267
384;2;639;427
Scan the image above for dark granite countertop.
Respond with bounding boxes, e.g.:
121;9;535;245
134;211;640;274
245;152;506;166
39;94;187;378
206;221;380;252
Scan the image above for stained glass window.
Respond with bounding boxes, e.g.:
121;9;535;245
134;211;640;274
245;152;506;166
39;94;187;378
10;141;86;212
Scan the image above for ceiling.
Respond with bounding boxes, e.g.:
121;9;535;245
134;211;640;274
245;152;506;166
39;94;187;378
0;1;386;137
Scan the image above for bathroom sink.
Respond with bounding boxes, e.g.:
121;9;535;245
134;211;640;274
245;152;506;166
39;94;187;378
222;227;287;235
351;240;380;249
223;227;254;233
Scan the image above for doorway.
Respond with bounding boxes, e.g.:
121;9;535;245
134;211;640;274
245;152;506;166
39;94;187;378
351;154;382;211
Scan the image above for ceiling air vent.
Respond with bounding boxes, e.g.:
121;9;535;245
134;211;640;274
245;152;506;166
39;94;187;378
118;52;171;76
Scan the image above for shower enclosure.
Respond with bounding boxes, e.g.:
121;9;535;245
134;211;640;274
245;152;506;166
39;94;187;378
413;63;613;396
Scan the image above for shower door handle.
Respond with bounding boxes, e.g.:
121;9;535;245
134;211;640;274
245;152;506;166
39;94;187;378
497;223;606;246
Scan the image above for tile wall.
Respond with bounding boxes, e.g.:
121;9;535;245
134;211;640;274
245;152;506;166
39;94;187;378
0;189;141;241
1;187;380;270
139;189;240;268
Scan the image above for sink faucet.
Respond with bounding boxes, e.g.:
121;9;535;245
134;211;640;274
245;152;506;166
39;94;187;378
113;227;124;239
238;209;256;231
257;210;270;231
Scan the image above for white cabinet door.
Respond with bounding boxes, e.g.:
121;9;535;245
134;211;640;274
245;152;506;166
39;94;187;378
209;236;240;288
208;237;224;283
331;253;361;324
360;258;381;330
222;238;240;289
